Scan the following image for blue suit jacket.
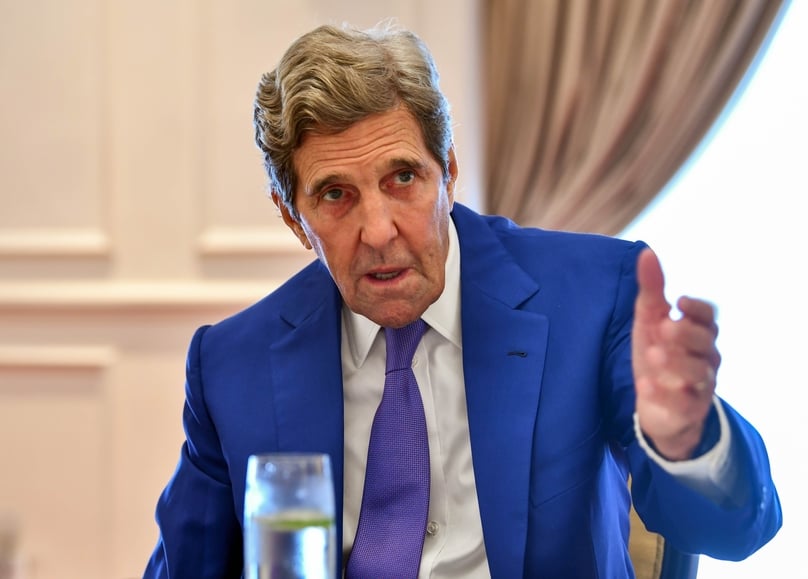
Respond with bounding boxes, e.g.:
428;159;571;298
145;203;781;578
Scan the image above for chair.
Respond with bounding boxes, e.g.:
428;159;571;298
628;501;700;579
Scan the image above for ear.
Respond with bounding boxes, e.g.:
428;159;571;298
446;146;458;207
271;191;312;250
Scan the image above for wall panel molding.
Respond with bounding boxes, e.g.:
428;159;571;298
0;345;115;371
0;228;110;257
197;226;306;256
0;281;276;312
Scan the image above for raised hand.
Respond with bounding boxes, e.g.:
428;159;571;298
632;249;721;460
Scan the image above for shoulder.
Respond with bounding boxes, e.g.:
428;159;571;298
452;203;647;279
197;258;336;352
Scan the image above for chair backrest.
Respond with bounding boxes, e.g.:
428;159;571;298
628;501;700;579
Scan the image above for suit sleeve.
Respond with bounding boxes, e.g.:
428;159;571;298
605;241;782;560
143;325;244;579
628;400;782;559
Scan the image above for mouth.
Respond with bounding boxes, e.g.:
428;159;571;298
371;271;401;280
366;268;407;282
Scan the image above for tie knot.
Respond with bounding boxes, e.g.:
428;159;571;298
384;319;427;372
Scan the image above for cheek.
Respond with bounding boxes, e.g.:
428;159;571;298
413;228;448;278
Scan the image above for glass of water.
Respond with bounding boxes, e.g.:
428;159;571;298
244;453;336;579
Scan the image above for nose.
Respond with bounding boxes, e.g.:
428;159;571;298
359;192;398;249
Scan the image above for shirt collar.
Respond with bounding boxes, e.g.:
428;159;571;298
344;217;462;368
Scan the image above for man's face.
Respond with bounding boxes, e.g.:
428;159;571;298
275;107;457;328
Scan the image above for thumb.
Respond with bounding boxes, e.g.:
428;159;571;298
635;248;670;320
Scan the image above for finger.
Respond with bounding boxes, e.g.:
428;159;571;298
636;248;671;319
664;302;722;369
692;365;716;393
677;296;718;329
638;342;716;395
659;316;718;358
660;359;716;396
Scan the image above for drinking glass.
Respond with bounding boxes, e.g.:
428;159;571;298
244;453;336;579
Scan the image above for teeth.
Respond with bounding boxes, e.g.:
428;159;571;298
373;271;399;280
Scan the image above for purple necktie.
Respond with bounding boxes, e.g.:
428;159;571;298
347;319;430;579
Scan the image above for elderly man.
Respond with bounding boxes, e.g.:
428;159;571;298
144;22;781;578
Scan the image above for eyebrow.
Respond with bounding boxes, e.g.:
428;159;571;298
307;172;351;197
307;156;429;197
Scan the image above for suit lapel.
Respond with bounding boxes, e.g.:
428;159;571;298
454;205;548;579
268;262;346;552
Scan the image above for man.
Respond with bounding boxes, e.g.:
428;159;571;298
144;23;781;578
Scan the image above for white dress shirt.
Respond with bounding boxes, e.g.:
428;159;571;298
341;220;734;577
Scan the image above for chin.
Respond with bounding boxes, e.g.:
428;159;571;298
363;308;423;329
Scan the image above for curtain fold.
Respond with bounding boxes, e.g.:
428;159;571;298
484;0;787;234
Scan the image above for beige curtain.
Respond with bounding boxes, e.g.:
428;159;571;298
484;0;787;234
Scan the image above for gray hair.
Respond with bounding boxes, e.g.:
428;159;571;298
253;22;453;218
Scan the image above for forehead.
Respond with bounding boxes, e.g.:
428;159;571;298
293;108;433;191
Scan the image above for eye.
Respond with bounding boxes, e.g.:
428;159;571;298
394;170;416;185
322;188;344;201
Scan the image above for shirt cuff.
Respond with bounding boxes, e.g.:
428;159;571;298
633;396;737;504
